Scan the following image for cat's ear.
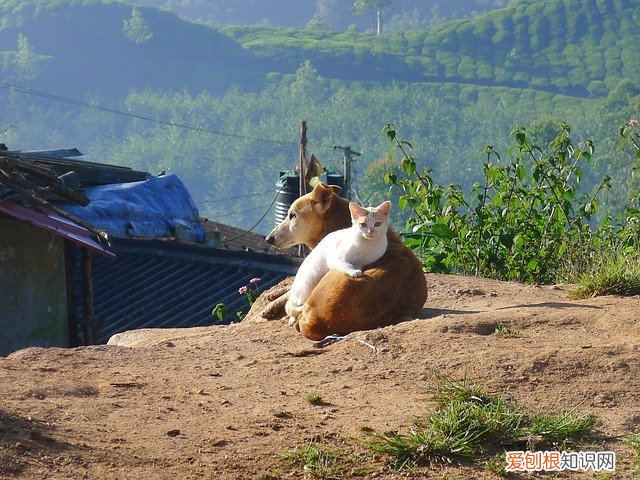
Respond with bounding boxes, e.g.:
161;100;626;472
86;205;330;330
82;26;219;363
349;202;367;219
310;183;335;213
377;201;391;217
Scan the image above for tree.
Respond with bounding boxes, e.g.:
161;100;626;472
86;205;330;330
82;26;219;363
290;60;324;101
353;0;395;35
307;0;340;30
13;34;41;81
123;7;154;44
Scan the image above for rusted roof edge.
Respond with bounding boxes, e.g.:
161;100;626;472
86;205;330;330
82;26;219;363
0;200;116;259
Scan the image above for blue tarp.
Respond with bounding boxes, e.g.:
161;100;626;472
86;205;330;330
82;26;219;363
62;174;206;243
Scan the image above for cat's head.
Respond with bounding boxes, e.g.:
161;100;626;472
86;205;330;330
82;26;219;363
348;201;391;240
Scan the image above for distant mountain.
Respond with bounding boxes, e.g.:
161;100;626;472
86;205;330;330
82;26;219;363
0;1;264;100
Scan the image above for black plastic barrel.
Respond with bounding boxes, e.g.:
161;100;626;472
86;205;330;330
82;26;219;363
274;172;346;226
326;172;344;192
274;173;300;225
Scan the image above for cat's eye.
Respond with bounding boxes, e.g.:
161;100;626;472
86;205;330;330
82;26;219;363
289;212;297;220
374;222;382;227
360;222;367;228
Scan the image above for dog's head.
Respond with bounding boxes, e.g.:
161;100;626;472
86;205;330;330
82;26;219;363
265;183;342;249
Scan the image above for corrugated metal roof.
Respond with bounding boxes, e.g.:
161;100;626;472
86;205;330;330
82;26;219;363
200;218;283;254
70;239;300;344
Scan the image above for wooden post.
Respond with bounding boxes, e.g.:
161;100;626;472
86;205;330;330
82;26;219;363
299;121;308;257
82;248;95;345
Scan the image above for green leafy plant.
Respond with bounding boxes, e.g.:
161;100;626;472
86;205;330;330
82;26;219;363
238;277;262;307
211;302;227;322
383;122;640;286
570;118;640;296
305;391;323;405
364;377;596;469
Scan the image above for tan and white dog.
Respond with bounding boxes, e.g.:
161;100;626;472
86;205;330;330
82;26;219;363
263;183;427;340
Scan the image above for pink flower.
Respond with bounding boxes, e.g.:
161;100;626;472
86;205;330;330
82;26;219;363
238;286;248;295
249;277;262;284
629;119;638;126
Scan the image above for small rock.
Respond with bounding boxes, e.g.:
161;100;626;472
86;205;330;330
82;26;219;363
592;393;617;407
270;410;292;419
166;429;181;437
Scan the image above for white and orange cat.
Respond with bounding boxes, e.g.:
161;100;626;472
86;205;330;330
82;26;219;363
285;200;391;323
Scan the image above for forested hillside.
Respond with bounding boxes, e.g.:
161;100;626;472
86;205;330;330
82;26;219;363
0;0;264;98
0;0;638;234
221;0;640;97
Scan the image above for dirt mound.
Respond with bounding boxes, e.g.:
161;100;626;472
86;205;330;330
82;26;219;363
1;274;639;479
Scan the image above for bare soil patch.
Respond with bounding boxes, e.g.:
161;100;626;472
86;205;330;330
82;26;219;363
1;273;639;479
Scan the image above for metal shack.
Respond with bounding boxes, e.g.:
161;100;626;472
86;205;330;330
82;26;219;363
0;148;141;355
0;148;298;356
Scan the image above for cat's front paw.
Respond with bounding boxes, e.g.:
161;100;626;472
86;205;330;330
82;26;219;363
347;269;362;278
285;301;303;322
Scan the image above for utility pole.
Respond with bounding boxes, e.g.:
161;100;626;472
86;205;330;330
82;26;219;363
333;145;361;199
299;121;308;257
299;120;308;198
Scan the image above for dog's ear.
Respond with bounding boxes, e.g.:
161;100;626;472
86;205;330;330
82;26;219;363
310;183;335;213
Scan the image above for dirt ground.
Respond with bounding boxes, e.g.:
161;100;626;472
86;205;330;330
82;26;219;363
1;273;639;479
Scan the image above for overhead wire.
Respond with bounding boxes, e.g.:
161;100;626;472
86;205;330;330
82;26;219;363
1;81;358;238
220;187;282;242
198;189;272;204
0;81;351;155
0;81;298;147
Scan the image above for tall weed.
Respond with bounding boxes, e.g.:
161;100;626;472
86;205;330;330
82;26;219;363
384;122;640;285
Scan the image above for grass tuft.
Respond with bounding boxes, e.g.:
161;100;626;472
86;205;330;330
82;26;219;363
364;377;596;469
624;434;640;473
570;251;640;299
526;411;596;446
485;452;508;477
283;440;345;479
